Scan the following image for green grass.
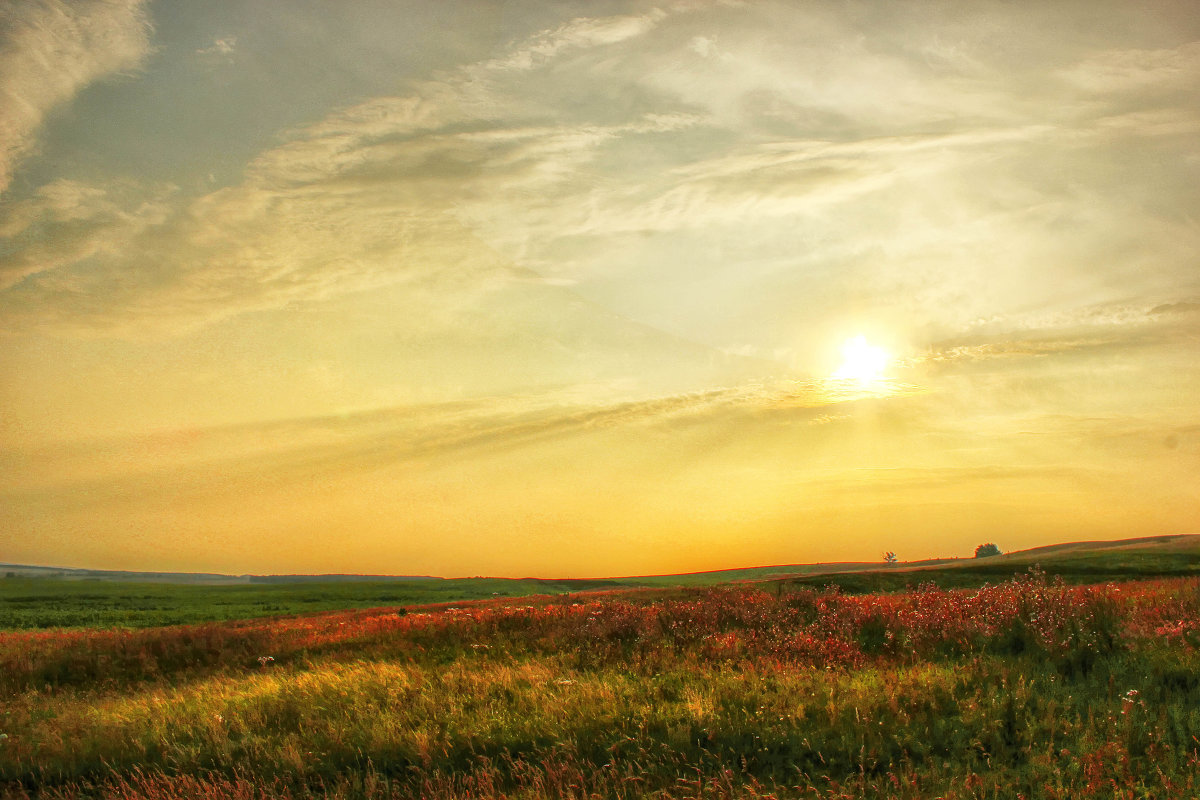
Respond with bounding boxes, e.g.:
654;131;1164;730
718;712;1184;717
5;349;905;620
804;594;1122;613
0;577;624;630
12;653;1199;797
7;536;1199;631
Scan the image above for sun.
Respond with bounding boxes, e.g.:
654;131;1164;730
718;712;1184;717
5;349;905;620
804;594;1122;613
833;335;890;383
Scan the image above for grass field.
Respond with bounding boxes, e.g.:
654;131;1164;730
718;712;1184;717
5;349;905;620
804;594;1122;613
4;535;1198;631
0;577;632;631
2;538;1199;798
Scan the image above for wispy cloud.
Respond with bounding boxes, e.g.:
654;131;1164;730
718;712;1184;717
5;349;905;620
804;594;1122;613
196;36;236;59
1060;41;1200;94
0;178;172;291
0;376;915;499
0;9;696;335
906;299;1200;370
3;1;1198;348
0;0;151;194
482;10;666;72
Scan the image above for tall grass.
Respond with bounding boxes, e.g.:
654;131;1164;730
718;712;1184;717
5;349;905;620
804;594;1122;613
2;573;1198;798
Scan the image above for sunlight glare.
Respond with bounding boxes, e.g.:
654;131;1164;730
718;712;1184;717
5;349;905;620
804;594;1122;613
833;335;890;383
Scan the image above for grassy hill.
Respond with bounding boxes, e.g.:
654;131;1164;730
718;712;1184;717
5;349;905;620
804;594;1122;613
772;534;1200;594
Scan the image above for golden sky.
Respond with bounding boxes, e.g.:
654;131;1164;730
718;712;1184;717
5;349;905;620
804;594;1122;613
1;0;1198;576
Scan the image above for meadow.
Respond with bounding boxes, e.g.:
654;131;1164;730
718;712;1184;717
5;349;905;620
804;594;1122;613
0;577;628;631
2;566;1199;799
5;534;1196;632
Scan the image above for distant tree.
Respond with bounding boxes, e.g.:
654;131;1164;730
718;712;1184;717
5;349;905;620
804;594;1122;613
883;551;898;564
974;543;1002;558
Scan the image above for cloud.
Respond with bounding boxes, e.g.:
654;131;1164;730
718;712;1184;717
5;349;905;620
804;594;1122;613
0;375;917;501
0;111;526;333
0;179;172;291
539;125;1059;237
1060;41;1200;95
0;8;698;335
482;10;666;71
2;0;1198;354
196;36;236;58
914;338;1118;367
909;298;1200;369
0;388;701;504
0;0;151;194
1151;301;1200;317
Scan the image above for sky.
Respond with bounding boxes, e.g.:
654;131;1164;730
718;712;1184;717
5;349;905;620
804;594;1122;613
1;0;1198;577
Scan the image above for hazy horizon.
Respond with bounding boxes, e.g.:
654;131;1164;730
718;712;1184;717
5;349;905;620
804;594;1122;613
2;0;1198;577
14;532;1188;581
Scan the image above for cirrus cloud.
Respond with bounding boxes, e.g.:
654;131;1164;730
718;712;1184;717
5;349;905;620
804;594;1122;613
0;0;152;195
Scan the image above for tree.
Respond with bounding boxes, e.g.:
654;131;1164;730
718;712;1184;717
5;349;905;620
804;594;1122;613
974;543;1001;558
883;551;898;564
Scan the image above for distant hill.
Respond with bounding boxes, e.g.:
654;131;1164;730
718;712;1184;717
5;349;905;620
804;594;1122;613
4;533;1198;588
991;534;1199;558
0;563;251;584
247;574;439;584
772;534;1200;594
0;564;442;585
